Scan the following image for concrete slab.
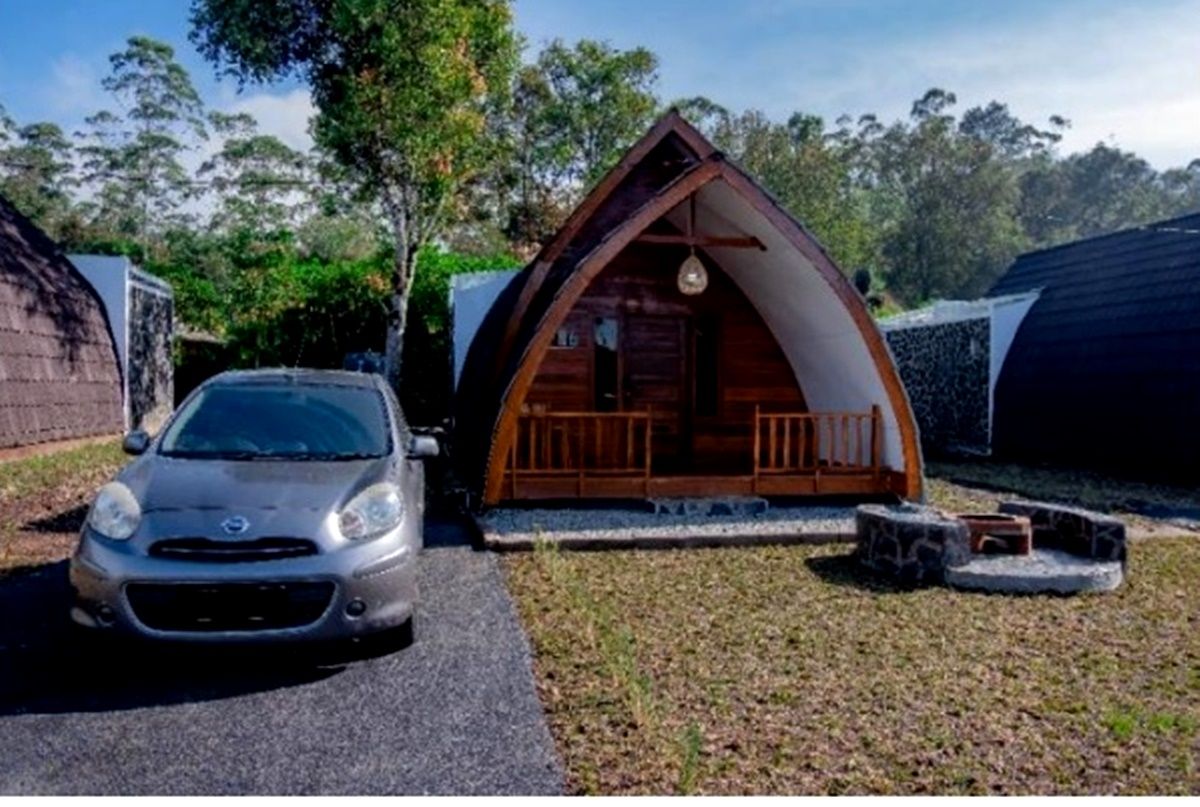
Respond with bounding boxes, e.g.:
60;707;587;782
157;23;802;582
946;548;1124;594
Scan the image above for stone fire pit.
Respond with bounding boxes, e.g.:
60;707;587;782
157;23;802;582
855;503;969;585
957;512;1032;555
856;499;1126;594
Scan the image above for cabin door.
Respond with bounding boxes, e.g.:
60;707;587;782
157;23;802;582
622;314;690;472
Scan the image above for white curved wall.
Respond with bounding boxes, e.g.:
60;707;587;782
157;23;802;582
666;181;909;473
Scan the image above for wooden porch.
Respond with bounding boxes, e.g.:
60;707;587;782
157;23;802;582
502;406;901;500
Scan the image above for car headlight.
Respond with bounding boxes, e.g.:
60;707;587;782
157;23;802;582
87;482;142;540
339;482;404;541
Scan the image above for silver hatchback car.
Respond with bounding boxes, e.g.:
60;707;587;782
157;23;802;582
69;369;437;645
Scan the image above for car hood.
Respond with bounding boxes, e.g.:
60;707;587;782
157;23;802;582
120;454;394;515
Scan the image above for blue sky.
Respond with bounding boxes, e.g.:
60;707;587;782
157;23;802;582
1;0;1198;168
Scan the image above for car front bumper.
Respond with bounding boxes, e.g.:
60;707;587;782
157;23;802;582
69;529;418;643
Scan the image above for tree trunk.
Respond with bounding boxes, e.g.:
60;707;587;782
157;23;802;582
383;188;416;392
385;285;408;391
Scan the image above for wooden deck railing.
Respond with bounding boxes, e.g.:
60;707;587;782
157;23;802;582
503;405;886;499
507;411;652;498
754;405;881;476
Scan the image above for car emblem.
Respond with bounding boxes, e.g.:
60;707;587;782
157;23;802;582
221;516;250;535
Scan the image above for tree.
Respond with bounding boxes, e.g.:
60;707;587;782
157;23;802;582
199;111;310;238
698;106;878;273
77;36;208;254
958;101;1064;160
191;0;520;387
865;89;1025;303
0;116;77;237
500;39;660;250
1022;143;1181;244
1162;159;1200;216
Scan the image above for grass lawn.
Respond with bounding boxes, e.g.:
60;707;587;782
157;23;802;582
503;474;1200;794
925;459;1199;537
0;440;125;577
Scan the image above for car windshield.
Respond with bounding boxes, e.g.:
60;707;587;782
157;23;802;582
159;382;391;460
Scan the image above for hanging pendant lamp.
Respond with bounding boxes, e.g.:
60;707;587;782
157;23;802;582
676;194;708;295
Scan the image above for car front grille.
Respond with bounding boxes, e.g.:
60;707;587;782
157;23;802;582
148;537;318;563
125;581;336;632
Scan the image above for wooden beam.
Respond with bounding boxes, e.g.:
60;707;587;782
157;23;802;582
634;233;766;250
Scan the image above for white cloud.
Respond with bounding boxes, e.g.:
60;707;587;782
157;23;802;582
667;0;1200;169
47;52;101;115
224;88;316;152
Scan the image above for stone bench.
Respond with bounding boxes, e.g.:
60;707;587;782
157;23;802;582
997;500;1127;565
856;504;970;585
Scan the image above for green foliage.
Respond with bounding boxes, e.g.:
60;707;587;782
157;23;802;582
141;241;517;424
199;111;309;236
868;90;1027;302
0;118;77;238
150;261;226;335
77;36;208;252
500;39;661;250
402;245;520;423
676;722;704;794
191;0;521;383
702;106;880;274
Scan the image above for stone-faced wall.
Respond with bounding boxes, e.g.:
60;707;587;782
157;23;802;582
128;279;174;433
998;500;1127;565
856;504;971;586
885;317;990;456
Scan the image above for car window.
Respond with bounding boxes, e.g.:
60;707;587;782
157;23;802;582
159;383;391;460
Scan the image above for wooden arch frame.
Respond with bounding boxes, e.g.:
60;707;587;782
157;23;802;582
480;154;924;504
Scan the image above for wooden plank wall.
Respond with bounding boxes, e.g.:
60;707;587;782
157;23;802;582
522;240;805;472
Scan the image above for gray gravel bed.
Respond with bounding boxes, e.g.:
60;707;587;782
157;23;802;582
0;518;563;795
478;505;857;550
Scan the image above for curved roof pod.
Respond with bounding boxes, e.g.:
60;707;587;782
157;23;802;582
454;113;923;503
989;211;1200;475
0;196;124;448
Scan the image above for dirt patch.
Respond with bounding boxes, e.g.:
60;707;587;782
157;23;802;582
0;441;125;577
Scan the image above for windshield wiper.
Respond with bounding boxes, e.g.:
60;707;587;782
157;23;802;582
265;451;383;461
161;449;264;460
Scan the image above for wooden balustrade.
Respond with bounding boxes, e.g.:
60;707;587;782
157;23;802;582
754;405;882;476
503;405;886;499
507;410;652;498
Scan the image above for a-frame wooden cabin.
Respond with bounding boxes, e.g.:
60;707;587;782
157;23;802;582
454;111;923;506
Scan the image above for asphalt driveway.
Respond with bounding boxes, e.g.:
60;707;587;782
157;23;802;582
0;518;563;795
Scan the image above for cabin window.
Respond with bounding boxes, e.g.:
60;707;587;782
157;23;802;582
552;328;579;348
694;315;719;417
593;317;619;411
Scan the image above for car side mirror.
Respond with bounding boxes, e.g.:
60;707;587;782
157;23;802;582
407;435;439;459
122;430;150;456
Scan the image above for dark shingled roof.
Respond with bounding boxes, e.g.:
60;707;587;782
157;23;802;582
0;195;124;448
989;211;1200;478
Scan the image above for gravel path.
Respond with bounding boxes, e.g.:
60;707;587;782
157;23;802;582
479;505;857;550
0;518;563;795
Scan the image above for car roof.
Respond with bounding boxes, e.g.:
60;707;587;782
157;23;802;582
205;368;383;390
